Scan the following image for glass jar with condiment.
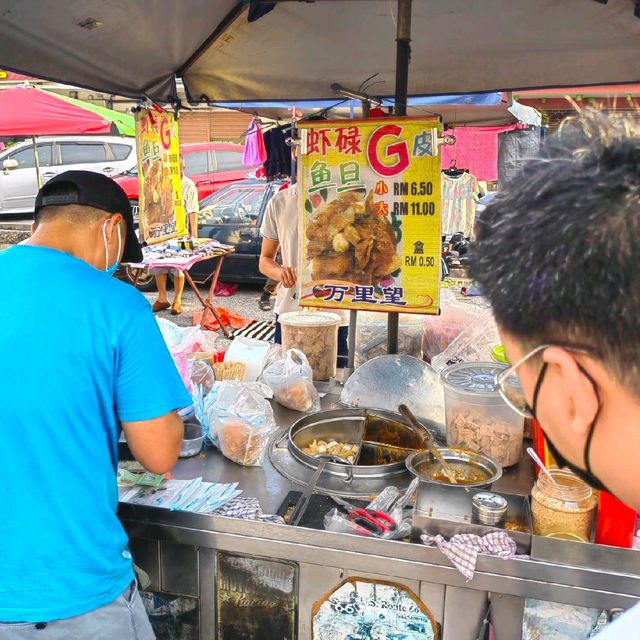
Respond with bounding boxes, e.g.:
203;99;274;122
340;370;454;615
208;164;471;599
531;469;597;542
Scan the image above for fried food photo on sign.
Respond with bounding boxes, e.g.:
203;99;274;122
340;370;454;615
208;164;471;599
142;158;164;224
306;190;401;285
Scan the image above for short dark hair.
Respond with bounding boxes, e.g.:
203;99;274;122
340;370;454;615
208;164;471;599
470;110;640;392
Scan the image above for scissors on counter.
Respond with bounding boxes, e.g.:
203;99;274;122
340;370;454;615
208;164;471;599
331;495;396;534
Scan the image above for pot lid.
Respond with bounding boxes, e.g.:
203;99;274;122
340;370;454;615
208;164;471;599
442;361;508;394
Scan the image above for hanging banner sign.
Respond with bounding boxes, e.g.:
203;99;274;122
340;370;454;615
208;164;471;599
298;116;441;314
135;108;185;244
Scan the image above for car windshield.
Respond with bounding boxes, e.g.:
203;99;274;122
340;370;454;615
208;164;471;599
199;184;265;225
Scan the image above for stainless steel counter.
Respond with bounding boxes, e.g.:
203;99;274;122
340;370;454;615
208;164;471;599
118;391;640;640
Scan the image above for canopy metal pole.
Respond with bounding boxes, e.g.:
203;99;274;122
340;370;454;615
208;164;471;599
345;100;373;378
387;0;412;355
32;136;42;189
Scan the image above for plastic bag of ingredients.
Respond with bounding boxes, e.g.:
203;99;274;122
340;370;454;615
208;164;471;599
193;381;276;466
263;349;321;413
431;310;500;373
156;317;206;393
188;359;215;396
193;380;272;451
421;290;485;363
355;312;423;368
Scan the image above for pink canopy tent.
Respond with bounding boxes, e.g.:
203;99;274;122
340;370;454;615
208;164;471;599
0;86;121;187
0;86;117;136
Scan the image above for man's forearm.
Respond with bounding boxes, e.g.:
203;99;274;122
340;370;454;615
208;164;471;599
188;212;198;237
259;256;283;282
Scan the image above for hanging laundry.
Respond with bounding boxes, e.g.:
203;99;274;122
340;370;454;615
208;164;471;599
441;171;480;238
243;119;267;166
263;127;292;180
498;127;541;190
440;126;517;181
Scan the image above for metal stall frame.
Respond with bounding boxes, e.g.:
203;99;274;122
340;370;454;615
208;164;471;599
120;495;640;640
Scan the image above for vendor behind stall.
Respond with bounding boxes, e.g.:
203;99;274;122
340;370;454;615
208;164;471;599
259;183;349;367
0;171;191;638
471;111;640;638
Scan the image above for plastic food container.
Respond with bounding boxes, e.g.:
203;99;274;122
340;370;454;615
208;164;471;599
180;420;205;458
442;362;524;467
531;469;597;541
279;311;340;380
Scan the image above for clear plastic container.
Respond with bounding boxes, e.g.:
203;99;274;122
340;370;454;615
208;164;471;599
279;311;340;381
531;469;597;541
442;362;524;467
180;420;205;458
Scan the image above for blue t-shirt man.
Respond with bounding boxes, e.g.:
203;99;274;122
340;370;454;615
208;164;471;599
0;172;191;626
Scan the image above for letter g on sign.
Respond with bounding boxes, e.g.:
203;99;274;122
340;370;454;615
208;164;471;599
367;124;410;178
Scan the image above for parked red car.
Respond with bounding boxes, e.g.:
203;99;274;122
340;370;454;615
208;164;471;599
113;142;253;216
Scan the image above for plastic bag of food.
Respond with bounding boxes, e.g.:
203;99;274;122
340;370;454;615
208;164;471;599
188;359;215;396
263;349;321;413
431;310;500;373
355;312;423;368
211;383;277;466
193;380;272;449
421;290;485;363
156;317;205;392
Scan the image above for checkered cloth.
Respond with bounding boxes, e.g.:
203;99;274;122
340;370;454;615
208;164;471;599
421;532;527;581
210;497;284;525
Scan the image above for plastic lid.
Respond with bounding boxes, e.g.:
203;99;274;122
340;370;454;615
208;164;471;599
492;345;509;364
442;361;507;394
279;311;341;327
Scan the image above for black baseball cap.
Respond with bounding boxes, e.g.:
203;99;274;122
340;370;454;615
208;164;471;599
34;170;143;263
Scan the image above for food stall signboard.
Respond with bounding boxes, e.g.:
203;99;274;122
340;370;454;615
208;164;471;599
299;117;441;314
135;108;185;244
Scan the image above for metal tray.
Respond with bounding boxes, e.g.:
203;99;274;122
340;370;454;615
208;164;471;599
411;484;532;554
530;534;640;575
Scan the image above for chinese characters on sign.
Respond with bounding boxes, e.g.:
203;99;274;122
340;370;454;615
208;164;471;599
299;117;441;314
135;109;185;244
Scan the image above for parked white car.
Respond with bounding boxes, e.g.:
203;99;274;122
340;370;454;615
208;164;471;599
0;136;136;216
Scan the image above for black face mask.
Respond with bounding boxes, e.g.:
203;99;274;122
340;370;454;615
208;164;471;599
529;362;609;493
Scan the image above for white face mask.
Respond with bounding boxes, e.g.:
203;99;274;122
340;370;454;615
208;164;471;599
102;220;121;276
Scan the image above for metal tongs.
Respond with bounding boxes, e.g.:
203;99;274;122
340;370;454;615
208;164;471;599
398;403;459;485
289;453;351;526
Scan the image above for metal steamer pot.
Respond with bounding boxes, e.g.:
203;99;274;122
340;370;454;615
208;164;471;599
269;408;440;496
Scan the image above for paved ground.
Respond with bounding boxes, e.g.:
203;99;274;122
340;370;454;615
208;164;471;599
141;281;275;334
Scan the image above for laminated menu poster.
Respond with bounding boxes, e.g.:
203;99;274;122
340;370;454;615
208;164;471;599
312;578;439;639
299;117;442;315
135;108;186;243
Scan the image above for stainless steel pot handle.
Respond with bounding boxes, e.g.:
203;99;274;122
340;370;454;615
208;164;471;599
274;428;289;448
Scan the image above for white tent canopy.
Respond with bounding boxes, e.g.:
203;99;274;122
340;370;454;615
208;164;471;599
1;0;639;104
